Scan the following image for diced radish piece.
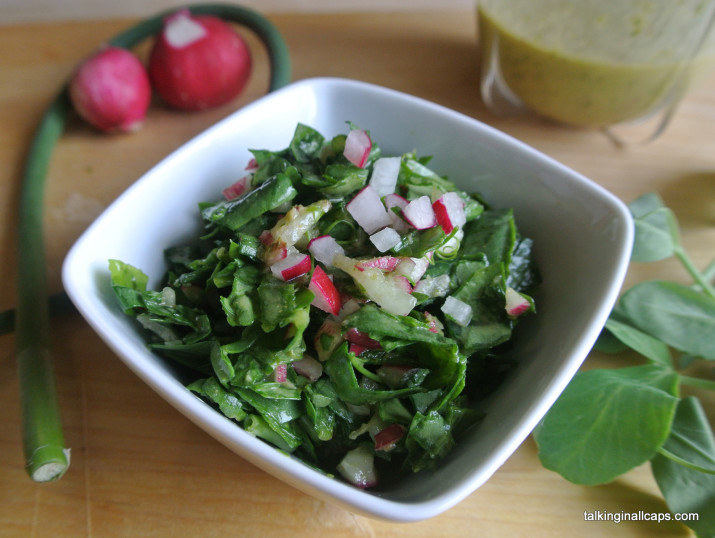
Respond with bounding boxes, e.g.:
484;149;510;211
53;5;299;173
441;296;473;326
336;298;361;321
402;196;437;230
423;311;444;334
376;365;413;388
345;328;382;350
258;230;273;245
337;445;378;488
355;256;401;272
307;235;345;266
349;343;368;356
273;363;287;383
383;193;408;210
308;266;341;315
505;287;532;317
222;175;251;200
395;256;430;284
389;274;413;294
314;319;343;361
270;252;311;281
414;274;451;297
384;193;411;231
374;423;406;451
343;128;372;168
369;157;401;196
432;192;466;234
292;355;323;382
369;227;401;253
346;186;392;235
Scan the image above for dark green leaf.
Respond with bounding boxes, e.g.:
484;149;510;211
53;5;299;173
658;396;715;474
652;453;715;537
534;364;679;485
618;280;715;360
603;318;673;366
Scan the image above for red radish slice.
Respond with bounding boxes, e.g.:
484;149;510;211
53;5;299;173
273;364;288;383
505;287;532;317
343;129;372;168
222;175;251;200
245;158;258;171
337;444;377;488
308;266;341;315
389;274;413;294
402;196;437;229
369;157;401;196
307;235;345;266
374;423;405;451
355;256;401;272
270;252;311;280
441;296;473;326
432;192;466;234
346;186;392;234
292;355;323;382
344;328;382;350
349;343;368;356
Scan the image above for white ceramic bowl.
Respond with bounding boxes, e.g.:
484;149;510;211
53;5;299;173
62;77;633;522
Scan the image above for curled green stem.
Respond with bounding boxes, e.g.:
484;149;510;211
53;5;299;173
15;3;290;482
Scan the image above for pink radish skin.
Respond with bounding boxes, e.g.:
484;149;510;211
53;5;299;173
308;266;342;315
343;129;372;168
69;46;151;133
432;192;466;234
374;423;406;451
222;175;251;200
270;252;311;281
149;11;252;110
505;287;531;317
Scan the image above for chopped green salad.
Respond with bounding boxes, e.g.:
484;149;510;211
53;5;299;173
109;123;539;488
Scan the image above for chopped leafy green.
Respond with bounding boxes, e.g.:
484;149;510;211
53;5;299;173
109;123;537;487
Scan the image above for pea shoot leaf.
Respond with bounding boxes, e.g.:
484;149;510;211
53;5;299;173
617;280;715;360
534;364;679;485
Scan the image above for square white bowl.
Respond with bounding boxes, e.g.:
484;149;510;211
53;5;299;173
62;77;633;522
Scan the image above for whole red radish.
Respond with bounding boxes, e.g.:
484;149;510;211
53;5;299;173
149;10;252;110
69;46;151;133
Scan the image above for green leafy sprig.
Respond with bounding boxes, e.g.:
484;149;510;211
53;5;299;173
534;193;715;537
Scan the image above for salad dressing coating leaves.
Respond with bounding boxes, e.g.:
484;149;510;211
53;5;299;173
109;123;538;486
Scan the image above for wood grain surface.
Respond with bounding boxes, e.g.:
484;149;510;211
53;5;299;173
1;11;713;537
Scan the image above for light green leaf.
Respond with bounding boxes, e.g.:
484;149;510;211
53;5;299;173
628;193;677;263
